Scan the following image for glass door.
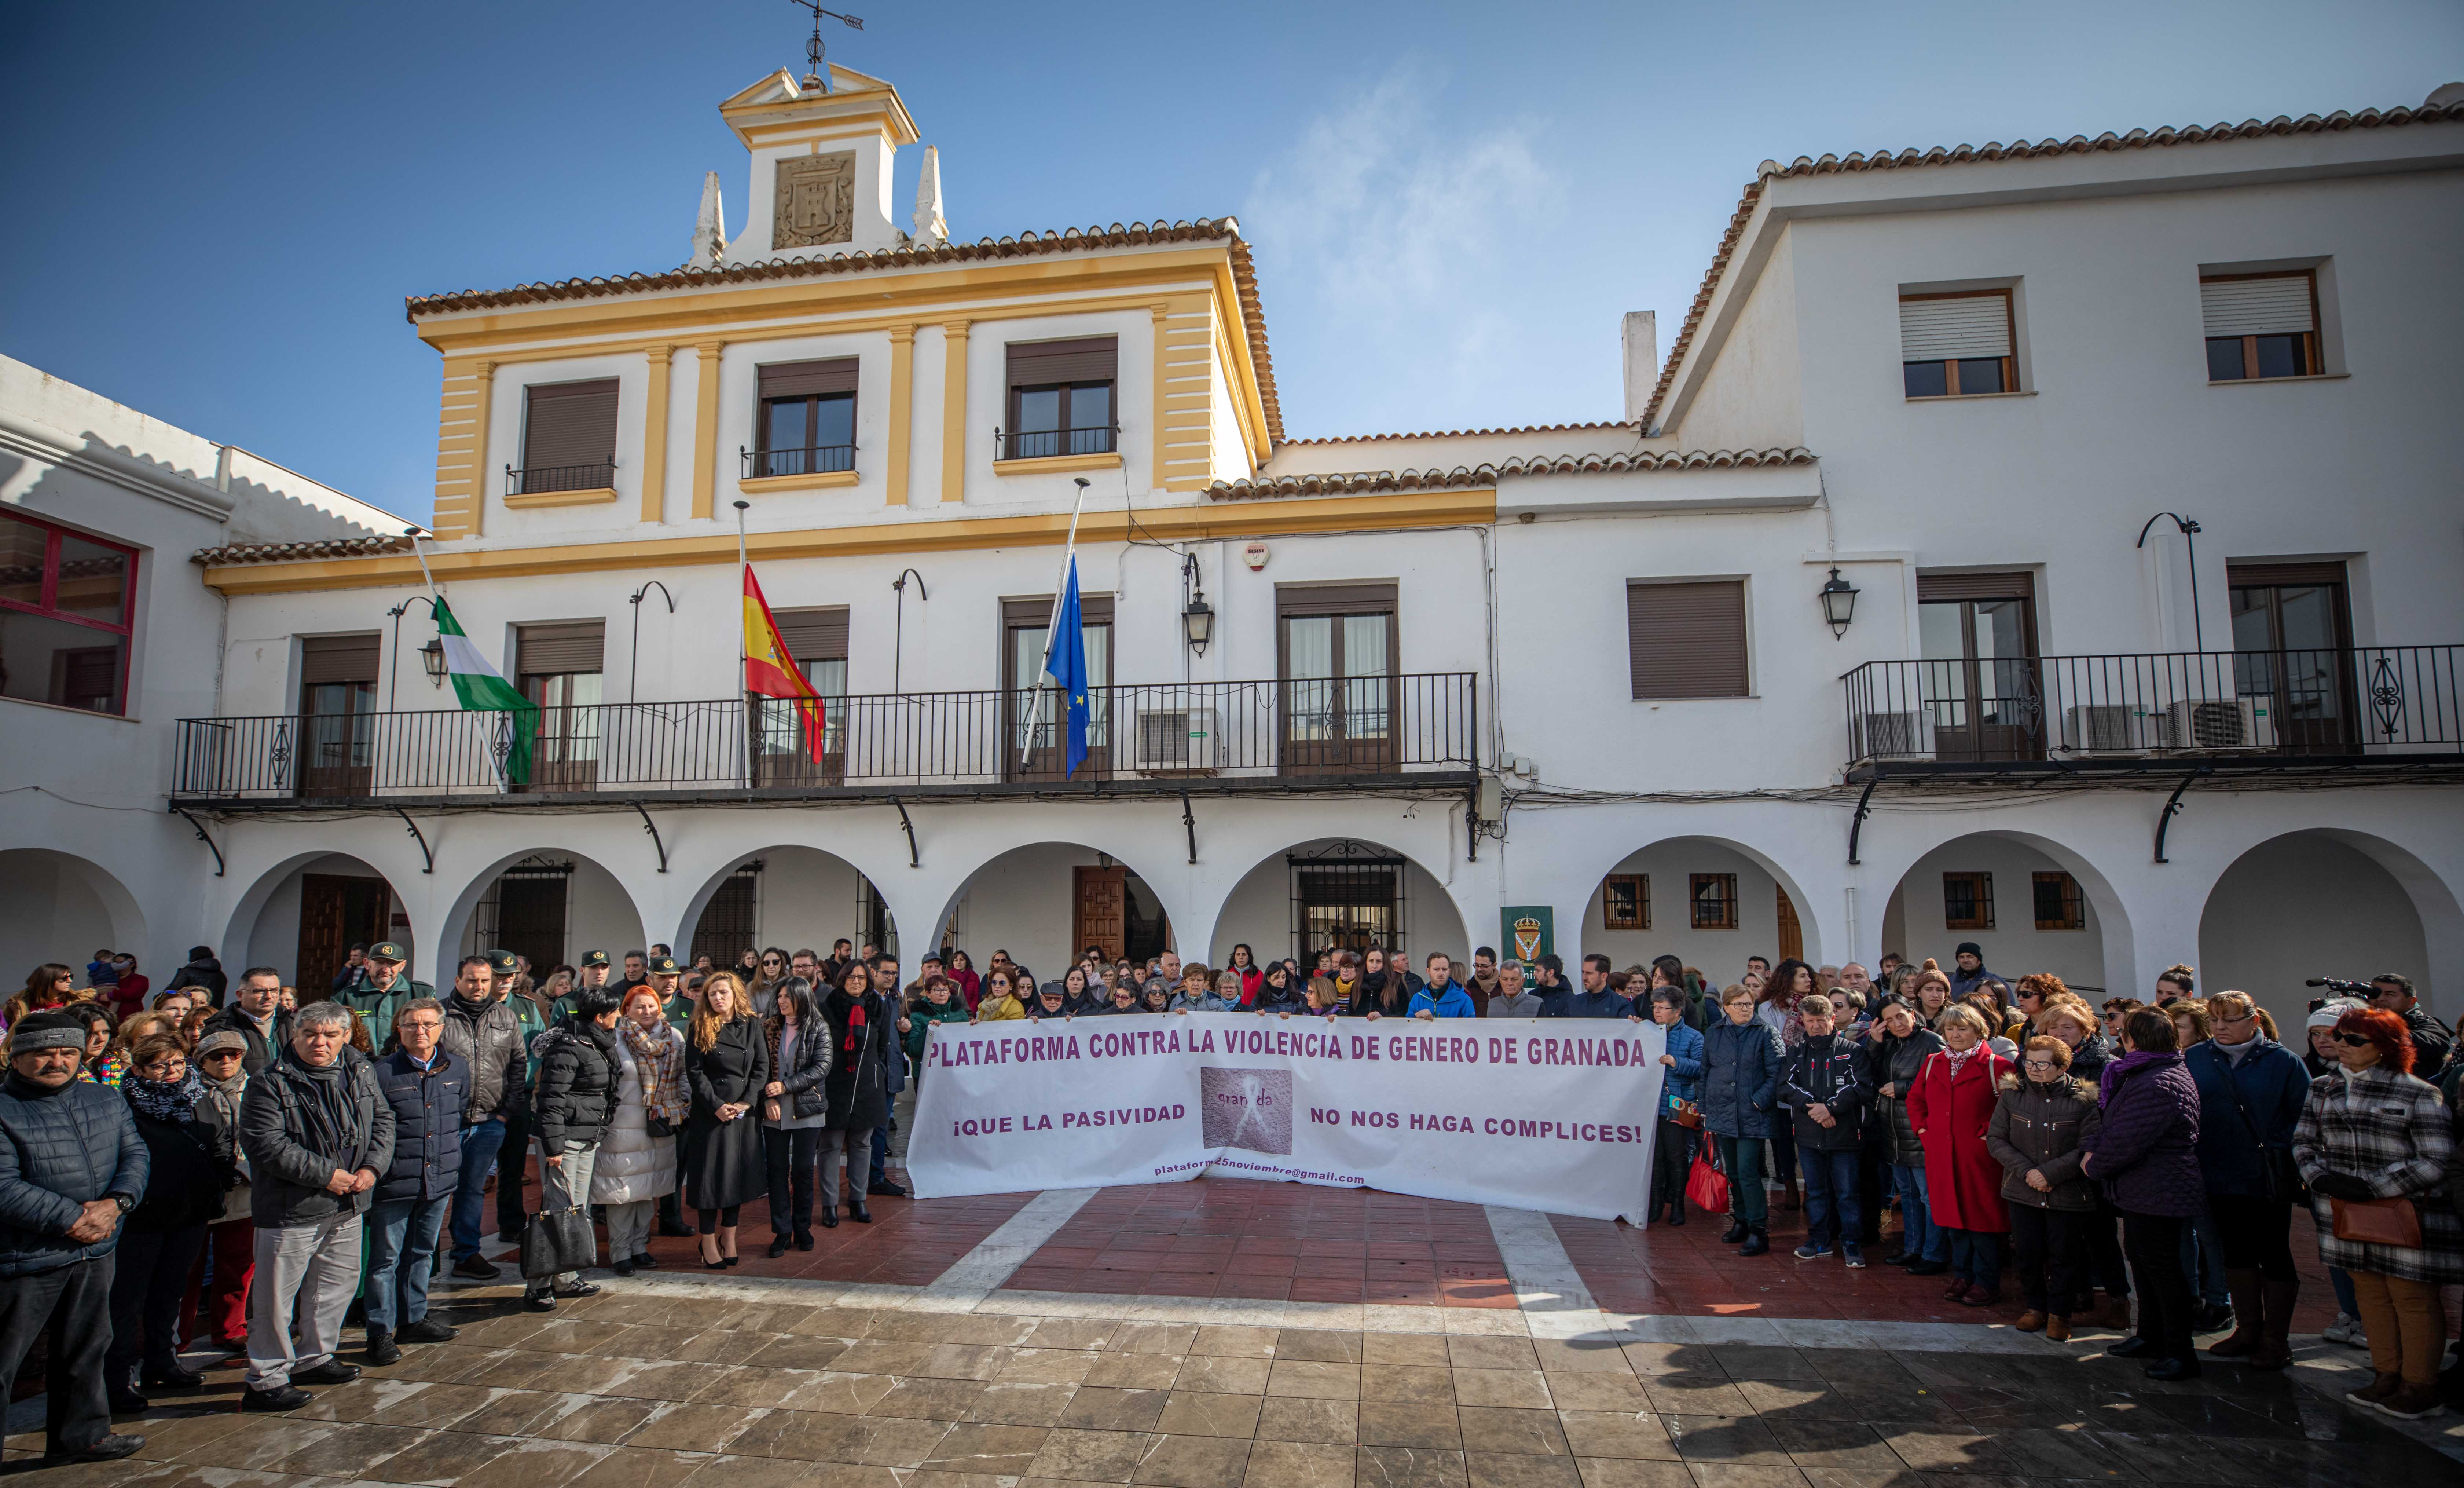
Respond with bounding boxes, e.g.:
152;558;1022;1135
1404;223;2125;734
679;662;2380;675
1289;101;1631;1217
1918;592;2040;761
2231;569;2353;753
1003;613;1111;781
1280;611;1395;774
298;678;376;797
522;669;602;791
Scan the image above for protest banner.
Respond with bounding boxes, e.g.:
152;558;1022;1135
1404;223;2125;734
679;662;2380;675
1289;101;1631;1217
907;1013;1668;1222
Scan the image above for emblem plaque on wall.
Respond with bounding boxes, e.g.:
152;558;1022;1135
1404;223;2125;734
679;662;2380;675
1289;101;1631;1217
773;151;857;249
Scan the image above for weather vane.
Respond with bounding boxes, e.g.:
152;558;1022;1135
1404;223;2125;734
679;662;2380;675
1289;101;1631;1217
790;0;863;91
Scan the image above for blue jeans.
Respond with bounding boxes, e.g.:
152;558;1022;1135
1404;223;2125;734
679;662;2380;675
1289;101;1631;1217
1946;1227;2002;1291
2331;1264;2360;1317
1799;1147;1861;1248
450;1119;507;1261
2181;1210;2228;1306
1892;1163;1949;1261
366;1196;450;1331
1716;1135;1768;1230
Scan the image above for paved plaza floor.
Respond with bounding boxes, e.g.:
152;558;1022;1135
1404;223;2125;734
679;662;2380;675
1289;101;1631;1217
8;1175;2463;1484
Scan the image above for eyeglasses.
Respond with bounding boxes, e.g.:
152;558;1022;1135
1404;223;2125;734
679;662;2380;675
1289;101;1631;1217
400;1019;444;1032
2334;1032;2375;1048
2023;1059;2059;1071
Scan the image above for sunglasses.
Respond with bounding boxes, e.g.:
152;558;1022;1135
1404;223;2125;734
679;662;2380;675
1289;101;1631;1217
2333;1032;2375;1048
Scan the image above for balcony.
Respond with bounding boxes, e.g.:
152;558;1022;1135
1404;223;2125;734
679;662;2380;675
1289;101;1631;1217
170;674;1478;809
995;425;1118;462
1843;646;2464;782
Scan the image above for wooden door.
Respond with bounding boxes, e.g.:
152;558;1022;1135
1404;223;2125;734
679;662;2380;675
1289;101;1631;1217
1775;885;1804;963
297;874;390;996
1074;866;1126;962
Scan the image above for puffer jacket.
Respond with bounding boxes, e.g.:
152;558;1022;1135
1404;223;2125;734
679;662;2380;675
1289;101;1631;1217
1700;1016;1785;1140
200;1070;252;1222
1984;1071;2102;1211
905;999;971;1075
125;1087;234;1231
2185;1037;2310;1198
1780;1033;1871;1151
197;1003;292;1076
1869;1027;1945;1166
439;993;528;1125
2082;1050;2203;1217
590;1031;679;1206
764;1013;834;1120
238;1047;395;1229
371;1048;466;1204
1657;1019;1705;1110
533;1018;621;1155
0;1074;148;1277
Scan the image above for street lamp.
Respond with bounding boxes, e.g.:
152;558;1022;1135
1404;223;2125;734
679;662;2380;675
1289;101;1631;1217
1817;566;1859;640
1180;553;1214;656
419;637;446;685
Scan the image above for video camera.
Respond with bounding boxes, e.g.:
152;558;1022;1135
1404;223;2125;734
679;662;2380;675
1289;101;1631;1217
2304;976;2377;1013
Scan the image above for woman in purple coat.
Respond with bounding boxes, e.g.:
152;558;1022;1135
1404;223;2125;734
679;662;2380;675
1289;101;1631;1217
2081;1008;2205;1379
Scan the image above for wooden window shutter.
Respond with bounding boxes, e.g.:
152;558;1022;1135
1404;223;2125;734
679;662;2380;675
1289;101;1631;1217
757;358;859;399
1005;336;1117;387
515;621;605;676
1002;594;1114;626
1916;570;2036;602
2200;274;2314;338
299;633;381;685
522;379;619;470
1899;294;2012;361
771;605;850;662
1625;580;1747;699
1276;582;1398;618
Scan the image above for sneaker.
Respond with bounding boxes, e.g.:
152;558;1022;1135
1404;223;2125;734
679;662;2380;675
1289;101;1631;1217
2322;1313;2360;1345
1842;1244;1866;1270
1793;1243;1833;1261
2194;1302;2236;1333
2377;1382;2443;1420
398;1317;459;1344
2346;1371;2402;1406
45;1433;146;1463
523;1291;557;1313
866;1178;907;1198
364;1328;400;1367
451;1255;500;1281
241;1384;312;1412
1738;1230;1769;1258
292;1360;360;1386
553;1278;601;1299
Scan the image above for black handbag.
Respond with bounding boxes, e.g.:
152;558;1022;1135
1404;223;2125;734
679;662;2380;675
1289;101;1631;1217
519;1205;597;1280
2220;1061;2305;1204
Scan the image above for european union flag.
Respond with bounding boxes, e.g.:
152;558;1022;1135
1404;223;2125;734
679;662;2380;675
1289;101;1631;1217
1046;554;1092;778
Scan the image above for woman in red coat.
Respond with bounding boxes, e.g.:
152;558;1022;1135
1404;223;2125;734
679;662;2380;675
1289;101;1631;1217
1908;1003;2014;1306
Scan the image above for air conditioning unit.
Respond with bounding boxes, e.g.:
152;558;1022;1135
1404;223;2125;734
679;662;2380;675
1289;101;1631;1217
2163;697;2277;752
2058;704;2157;754
1133;706;1224;773
1857;710;1933;761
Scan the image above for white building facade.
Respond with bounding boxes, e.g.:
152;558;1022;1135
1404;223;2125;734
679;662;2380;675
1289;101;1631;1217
9;67;2461;1026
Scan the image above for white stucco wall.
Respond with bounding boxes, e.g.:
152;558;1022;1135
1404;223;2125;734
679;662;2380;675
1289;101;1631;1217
2199;832;2430;1025
1580;839;1793;983
1878;835;2107;994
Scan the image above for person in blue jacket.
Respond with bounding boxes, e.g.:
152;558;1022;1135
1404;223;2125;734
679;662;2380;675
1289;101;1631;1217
1406;953;1476;1018
1701;983;1786;1256
2183;989;2313;1371
1646;985;1706;1226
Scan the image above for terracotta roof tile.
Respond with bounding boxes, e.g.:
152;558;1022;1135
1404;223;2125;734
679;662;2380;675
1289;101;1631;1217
1280;420;1631;446
193;534;413;567
1644;101;2463;434
1208;447;1813;499
406;219;1283;444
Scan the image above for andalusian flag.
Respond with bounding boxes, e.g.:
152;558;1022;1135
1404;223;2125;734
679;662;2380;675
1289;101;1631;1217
433;597;537;784
744;566;827;763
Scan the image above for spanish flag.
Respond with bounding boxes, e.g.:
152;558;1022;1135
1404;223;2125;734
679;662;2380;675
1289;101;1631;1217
743;566;827;763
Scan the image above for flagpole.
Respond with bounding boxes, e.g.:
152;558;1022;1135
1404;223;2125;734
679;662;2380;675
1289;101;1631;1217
735;500;752;789
405;528;440;595
1020;477;1093;761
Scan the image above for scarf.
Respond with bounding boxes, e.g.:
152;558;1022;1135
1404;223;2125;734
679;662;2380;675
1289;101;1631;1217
2097;1046;2179;1104
619;1017;689;1125
1942;1043;1982;1081
125;1072;197;1125
841;992;870;1054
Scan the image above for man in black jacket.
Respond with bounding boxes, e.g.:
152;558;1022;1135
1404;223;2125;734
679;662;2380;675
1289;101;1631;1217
0;1011;148;1464
439;956;527;1280
524;988;622;1311
2371;975;2450;1084
363;998;465;1366
198;968;293;1075
166;946;228;1009
239;1002;395;1411
1779;994;1873;1269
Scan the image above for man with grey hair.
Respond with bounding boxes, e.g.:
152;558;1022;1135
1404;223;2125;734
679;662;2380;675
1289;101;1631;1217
239;1000;395;1410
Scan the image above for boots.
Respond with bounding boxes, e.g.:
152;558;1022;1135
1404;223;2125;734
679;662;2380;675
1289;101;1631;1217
1739;1228;1770;1257
2249;1279;2299;1370
2207;1268;2264;1358
1720;1217;1749;1245
2045;1314;2073;1343
2097;1293;2133;1331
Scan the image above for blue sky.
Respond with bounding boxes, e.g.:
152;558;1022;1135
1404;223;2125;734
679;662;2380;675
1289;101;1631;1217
5;0;2457;524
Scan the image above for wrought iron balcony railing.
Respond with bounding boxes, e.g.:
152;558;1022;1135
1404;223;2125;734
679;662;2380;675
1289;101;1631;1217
506;461;617;495
1843;646;2462;769
995;425;1118;461
742;444;857;479
172;674;1478;802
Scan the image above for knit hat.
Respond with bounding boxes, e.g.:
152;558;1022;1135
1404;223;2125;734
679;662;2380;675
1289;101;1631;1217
1954;942;1983;960
7;1010;88;1053
2306;998;2365;1030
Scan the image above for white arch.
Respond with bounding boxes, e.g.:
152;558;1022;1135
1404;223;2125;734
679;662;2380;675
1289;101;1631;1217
433;841;651;982
1202;836;1477;975
0;849;148;983
1863;827;2139;997
666;842;901;967
926;835;1199;979
2199;826;2464;1018
212;848;407;984
1559;831;1842;969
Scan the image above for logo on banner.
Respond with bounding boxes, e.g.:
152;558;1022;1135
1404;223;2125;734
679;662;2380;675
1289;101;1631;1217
1201;1067;1294;1154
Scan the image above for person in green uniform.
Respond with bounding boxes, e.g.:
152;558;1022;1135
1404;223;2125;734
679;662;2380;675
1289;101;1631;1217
330;942;427;1055
645;957;690;1032
487;947;546;1245
552;951;612;1023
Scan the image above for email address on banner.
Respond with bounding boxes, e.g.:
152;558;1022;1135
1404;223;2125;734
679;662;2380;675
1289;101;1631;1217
1195;1156;1368;1185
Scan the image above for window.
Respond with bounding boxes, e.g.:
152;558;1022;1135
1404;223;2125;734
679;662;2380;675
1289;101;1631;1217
1917;571;2039;762
2201;271;2318;381
298;634;380;797
690;861;762;968
1290;842;1405;965
1003;593;1112;779
515;621;605;790
466;855;572;971
1626;580;1747;699
516;379;619;494
1689;874;1738;931
1602;875;1649;931
2229;561;2354;753
1943;871;1995;931
756;607;849;783
2032;871;2084;931
1900;291;2016;397
1279;584;1398;774
1004;337;1117;460
0;509;136;715
753;359;858;476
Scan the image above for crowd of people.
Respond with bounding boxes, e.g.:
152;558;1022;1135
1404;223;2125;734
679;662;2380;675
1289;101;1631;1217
2;930;2460;1461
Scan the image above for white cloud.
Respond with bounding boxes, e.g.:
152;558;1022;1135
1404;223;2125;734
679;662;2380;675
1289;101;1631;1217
1242;60;1575;435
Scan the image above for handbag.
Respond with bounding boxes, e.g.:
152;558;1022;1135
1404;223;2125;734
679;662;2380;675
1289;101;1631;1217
1685;1144;1731;1214
2217;1063;2305;1203
2330;1195;2423;1248
1668;1098;1704;1130
519;1204;598;1280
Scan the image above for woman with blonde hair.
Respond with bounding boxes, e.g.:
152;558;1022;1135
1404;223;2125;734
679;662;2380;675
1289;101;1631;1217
682;971;770;1266
1907;1003;2014;1304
